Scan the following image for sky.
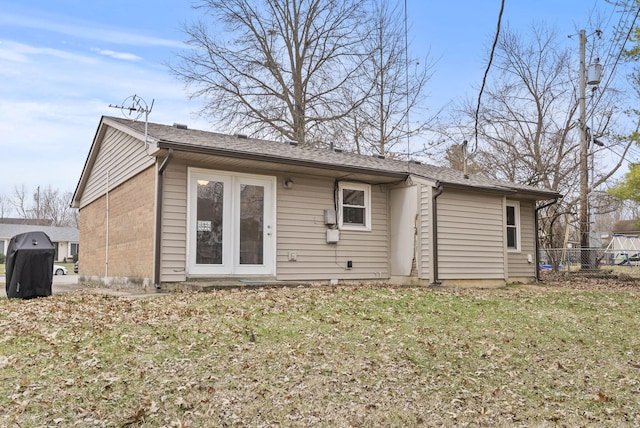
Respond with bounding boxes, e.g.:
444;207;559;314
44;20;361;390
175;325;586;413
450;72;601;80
0;0;613;199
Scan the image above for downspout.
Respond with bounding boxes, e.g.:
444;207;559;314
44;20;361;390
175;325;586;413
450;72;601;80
105;170;109;286
535;198;559;281
153;149;174;288
431;181;444;285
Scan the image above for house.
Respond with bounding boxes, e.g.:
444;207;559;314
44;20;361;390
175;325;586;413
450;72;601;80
0;221;79;262
71;116;561;288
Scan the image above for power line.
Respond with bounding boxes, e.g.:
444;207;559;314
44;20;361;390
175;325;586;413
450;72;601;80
472;0;505;153
591;2;640;113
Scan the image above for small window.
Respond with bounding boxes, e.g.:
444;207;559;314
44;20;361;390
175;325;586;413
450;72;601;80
70;243;79;257
338;182;371;230
506;201;520;251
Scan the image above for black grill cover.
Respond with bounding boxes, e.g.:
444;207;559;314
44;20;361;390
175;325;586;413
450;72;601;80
5;231;55;299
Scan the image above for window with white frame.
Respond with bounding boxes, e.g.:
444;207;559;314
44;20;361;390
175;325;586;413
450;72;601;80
506;201;520;251
69;243;79;257
338;182;371;230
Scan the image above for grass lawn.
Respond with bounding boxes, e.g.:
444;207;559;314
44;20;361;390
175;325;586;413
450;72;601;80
1;284;640;426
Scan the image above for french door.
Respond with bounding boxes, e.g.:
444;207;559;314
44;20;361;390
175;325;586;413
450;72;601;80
188;169;275;276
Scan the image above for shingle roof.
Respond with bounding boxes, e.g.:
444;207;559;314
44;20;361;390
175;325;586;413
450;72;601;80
0;223;79;242
106;116;561;199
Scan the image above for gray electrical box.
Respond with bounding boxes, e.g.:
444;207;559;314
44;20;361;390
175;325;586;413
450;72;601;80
324;209;337;225
326;229;340;243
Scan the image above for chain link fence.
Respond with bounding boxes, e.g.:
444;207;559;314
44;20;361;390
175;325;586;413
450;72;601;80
538;247;640;275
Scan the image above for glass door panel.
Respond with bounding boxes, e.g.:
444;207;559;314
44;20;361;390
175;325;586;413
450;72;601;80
196;180;224;265
239;184;264;265
189;169;274;276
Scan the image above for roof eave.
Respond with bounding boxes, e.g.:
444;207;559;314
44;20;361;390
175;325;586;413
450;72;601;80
156;140;410;180
437;180;562;200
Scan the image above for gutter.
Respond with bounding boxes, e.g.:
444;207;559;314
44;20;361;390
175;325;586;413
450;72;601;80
535;198;560;282
431;181;444;285
153;149;174;288
157;140;409;181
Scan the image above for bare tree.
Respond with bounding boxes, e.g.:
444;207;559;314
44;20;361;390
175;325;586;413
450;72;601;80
39;187;77;227
173;0;373;145
9;185;78;227
11;185;31;220
455;24;632;247
342;0;432;156
0;193;11;219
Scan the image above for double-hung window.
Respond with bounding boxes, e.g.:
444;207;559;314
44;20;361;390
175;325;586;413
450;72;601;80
506;201;520;251
338;182;371;231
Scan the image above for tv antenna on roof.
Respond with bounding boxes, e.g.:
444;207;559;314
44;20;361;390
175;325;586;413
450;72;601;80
109;94;155;148
109;94;154;121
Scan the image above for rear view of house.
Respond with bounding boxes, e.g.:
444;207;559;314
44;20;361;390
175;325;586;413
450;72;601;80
71;116;560;289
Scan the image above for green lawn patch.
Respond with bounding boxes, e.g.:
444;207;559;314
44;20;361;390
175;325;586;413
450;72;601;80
1;285;639;426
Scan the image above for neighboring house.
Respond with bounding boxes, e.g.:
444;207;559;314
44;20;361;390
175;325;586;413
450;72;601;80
0;222;79;262
71;116;561;288
612;219;640;236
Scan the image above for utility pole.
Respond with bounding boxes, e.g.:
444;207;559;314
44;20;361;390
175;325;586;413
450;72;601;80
579;29;589;269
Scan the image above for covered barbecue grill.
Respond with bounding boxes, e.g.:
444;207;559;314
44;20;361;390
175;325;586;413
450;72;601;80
5;231;55;299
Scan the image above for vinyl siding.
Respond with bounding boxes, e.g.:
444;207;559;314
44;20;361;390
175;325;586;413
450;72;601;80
160;163;188;282
159;164;390;282
277;176;390;280
437;190;505;280
507;200;537;279
80;127;155;208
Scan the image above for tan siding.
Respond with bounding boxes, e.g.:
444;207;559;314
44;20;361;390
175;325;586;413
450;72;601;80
158;167;390;282
160;163;188;282
276;175;390;281
507;200;537;279
437;190;505;279
80;127;155;208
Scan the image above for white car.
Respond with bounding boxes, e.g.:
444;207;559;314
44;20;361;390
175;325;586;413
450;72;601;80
54;265;68;275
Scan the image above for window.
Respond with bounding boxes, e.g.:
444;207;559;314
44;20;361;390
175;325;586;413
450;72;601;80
506;201;520;251
338;182;371;230
70;243;79;257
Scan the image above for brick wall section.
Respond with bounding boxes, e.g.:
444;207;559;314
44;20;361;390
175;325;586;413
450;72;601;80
79;194;106;276
79;167;156;280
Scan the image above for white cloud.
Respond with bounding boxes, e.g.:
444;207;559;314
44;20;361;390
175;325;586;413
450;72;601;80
91;48;141;61
0;37;208;196
0;3;212;196
0;40;97;64
0;12;185;49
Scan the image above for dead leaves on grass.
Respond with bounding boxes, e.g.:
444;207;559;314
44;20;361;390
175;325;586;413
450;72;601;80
1;286;639;426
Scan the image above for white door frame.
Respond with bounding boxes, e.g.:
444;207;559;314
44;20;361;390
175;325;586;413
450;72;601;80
187;168;276;276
